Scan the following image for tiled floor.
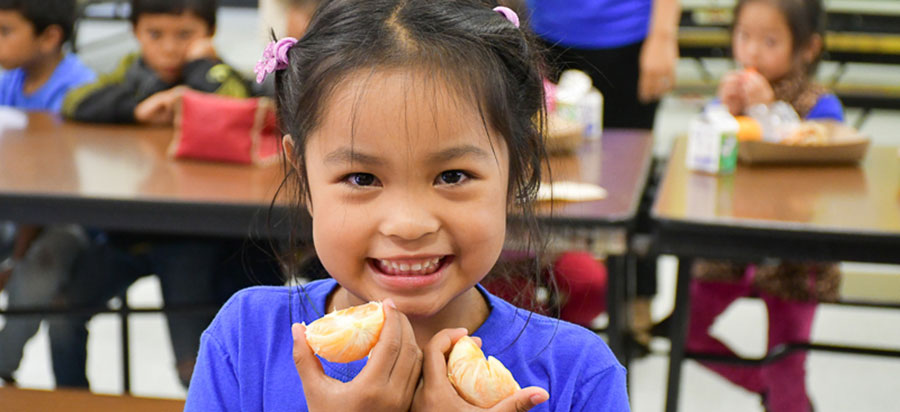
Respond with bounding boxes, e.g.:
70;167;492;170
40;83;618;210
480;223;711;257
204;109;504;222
2;7;900;411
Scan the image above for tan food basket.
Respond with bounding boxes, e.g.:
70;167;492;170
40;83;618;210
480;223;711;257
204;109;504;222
738;121;870;165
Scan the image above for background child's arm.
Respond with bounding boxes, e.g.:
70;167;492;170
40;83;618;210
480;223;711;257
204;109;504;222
638;0;681;102
717;71;746;115
742;70;775;108
133;86;186;125
62;54;147;123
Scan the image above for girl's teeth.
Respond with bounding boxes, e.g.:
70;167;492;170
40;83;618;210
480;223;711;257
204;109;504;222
377;257;443;275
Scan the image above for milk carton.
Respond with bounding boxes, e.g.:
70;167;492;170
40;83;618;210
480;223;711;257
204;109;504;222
555;70;603;140
686;105;739;174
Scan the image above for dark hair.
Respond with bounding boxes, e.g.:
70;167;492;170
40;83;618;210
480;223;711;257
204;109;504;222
130;0;217;31
0;0;77;44
734;0;826;73
273;0;552;311
288;0;322;8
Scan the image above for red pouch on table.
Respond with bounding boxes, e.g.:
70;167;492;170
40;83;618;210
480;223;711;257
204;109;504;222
169;90;281;165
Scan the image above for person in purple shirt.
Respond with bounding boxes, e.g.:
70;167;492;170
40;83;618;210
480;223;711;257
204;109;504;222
186;1;629;410
0;0;95;113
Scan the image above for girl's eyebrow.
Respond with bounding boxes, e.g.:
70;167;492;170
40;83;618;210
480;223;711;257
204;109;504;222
427;145;491;163
324;148;384;166
324;145;490;165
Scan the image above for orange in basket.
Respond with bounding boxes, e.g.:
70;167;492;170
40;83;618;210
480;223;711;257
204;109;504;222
305;301;385;363
448;336;521;407
735;116;762;141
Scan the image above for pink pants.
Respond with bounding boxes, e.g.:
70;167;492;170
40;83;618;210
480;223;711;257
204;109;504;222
687;266;817;412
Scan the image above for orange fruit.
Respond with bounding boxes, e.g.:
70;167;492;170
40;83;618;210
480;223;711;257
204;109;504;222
305;301;385;363
447;336;521;408
735;116;762;141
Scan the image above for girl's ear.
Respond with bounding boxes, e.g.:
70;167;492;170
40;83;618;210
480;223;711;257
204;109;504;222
802;33;823;65
283;134;301;171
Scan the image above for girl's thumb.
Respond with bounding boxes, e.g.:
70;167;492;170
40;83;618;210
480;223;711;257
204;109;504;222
291;323;325;382
496;387;549;412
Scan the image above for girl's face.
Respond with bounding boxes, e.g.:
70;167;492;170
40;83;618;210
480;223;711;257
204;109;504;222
732;1;795;81
304;69;510;319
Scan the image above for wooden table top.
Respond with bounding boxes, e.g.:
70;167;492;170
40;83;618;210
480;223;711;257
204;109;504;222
0;113;653;235
542;129;654;226
653;137;900;238
0;387;184;412
0;113;282;205
0;113;284;236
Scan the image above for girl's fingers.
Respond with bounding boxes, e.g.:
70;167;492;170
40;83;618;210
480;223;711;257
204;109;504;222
490;387;549;412
291;323;326;385
422;328;469;382
386;309;423;386
471;336;482;348
362;298;405;380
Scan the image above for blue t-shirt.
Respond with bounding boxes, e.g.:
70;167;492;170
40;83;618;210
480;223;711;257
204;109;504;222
527;0;652;49
0;54;96;113
806;93;844;122
186;278;630;411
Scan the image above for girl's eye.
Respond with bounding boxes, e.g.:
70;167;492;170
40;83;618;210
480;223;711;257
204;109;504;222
344;173;380;187
765;37;777;47
436;170;469;185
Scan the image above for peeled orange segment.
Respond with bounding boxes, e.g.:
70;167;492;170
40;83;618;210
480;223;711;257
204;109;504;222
447;336;521;408
305;301;385;363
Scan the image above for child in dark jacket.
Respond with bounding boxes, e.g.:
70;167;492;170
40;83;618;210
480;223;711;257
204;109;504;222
62;0;248;124
49;0;256;390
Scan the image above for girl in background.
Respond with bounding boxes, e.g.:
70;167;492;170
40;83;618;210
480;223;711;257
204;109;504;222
185;1;629;411
693;1;842;411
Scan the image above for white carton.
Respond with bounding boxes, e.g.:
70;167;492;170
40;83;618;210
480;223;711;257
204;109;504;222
686;105;739;174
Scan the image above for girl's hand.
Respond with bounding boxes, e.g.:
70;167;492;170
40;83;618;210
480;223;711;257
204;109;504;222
742;70;775;108
411;328;549;412
292;299;423;412
638;31;679;103
717;71;745;116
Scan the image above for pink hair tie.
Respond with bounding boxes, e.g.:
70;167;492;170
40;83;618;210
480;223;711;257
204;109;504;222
493;6;520;28
255;37;298;84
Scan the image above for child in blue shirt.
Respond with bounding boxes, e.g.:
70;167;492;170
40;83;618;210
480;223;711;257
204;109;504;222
0;0;95;112
0;0;93;386
185;0;629;410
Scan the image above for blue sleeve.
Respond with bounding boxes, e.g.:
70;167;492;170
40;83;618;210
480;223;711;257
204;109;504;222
184;332;241;411
0;72;14;106
576;364;630;412
805;93;844;122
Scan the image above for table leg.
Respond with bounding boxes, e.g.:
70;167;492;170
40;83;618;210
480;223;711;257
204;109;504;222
665;256;693;412
119;292;131;394
606;254;628;365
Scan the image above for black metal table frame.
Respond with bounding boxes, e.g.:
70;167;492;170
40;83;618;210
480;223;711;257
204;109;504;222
653;220;900;412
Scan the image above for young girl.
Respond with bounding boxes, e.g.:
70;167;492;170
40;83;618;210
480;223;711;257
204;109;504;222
185;1;629;411
692;1;841;411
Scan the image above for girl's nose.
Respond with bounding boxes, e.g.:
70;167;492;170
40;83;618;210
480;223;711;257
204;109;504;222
378;199;440;241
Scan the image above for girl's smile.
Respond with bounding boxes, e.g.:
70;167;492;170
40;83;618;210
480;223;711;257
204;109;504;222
369;255;454;289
